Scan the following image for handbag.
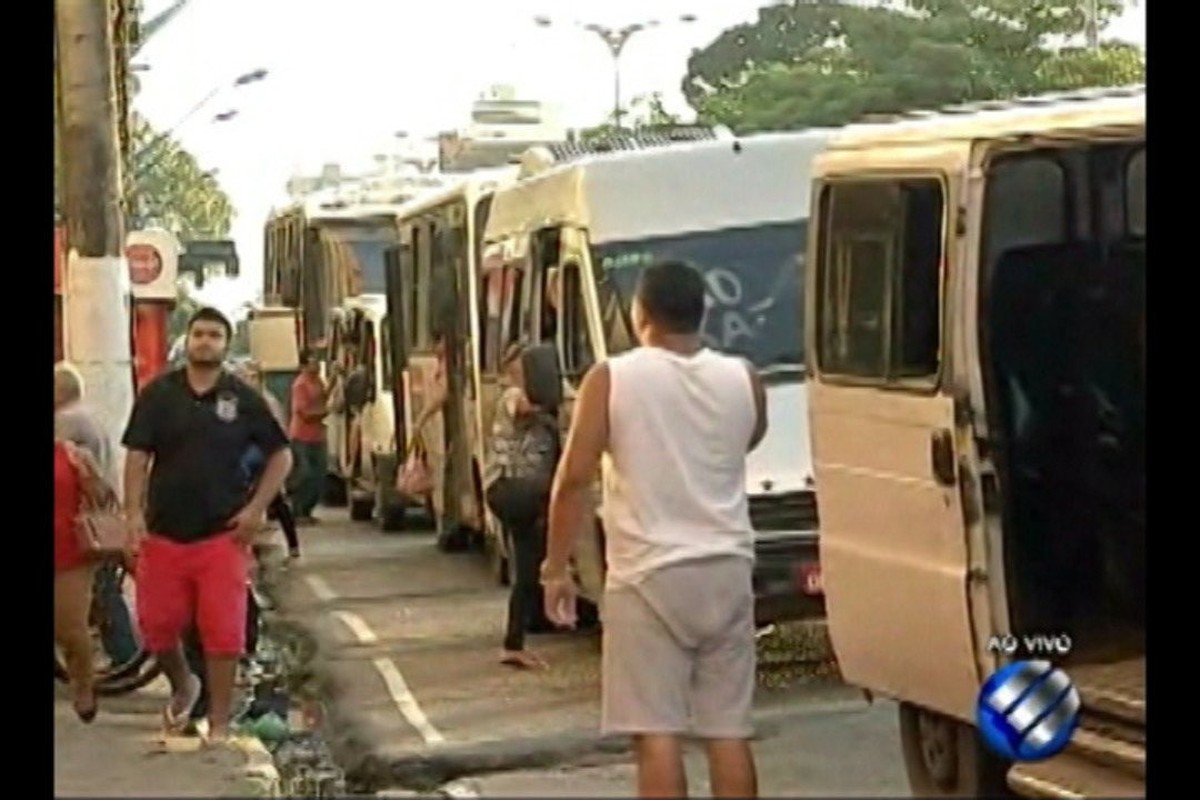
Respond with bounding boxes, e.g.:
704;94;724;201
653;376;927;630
70;454;129;557
395;438;432;499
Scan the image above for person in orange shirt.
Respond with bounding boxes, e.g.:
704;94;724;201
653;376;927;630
289;349;328;525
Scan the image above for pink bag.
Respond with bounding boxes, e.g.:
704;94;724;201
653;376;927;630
395;440;432;499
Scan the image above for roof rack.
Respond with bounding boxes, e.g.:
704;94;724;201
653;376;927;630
859;84;1144;125
545;125;723;163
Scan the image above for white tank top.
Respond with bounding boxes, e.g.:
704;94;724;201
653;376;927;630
603;346;757;587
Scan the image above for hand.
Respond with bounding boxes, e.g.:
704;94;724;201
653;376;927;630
227;503;268;544
124;510;147;555
542;576;578;630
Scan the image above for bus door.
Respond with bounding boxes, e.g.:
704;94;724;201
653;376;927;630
383;244;410;460
806;168;981;721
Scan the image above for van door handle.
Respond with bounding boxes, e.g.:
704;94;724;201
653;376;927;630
931;429;956;487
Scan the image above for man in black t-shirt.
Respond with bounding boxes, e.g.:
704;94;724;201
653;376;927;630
122;307;292;743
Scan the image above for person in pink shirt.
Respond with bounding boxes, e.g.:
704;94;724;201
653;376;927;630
289;349;328;525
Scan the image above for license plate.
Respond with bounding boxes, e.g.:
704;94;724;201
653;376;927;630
798;562;823;595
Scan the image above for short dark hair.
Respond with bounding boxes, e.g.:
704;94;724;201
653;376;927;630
299;347;316;364
187;306;232;340
635;261;706;334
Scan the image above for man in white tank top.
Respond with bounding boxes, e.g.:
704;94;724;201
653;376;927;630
541;261;767;799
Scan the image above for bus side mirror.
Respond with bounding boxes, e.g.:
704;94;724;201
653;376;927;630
522;342;563;412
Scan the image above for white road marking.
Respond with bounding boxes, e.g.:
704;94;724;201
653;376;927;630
372;657;446;746
332;611;378;645
304;574;337;602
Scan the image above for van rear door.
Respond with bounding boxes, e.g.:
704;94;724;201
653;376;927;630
806;168;981;721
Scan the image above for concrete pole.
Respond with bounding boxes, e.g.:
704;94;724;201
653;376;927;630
55;0;135;483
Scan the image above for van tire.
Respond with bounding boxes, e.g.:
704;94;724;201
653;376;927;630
898;702;1012;797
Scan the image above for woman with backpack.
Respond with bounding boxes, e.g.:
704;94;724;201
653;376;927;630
484;343;560;669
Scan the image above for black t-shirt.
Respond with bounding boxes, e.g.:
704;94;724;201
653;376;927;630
122;368;289;543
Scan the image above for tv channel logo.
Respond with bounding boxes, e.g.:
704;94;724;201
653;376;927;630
976;660;1081;762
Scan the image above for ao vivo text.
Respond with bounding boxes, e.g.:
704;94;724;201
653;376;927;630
986;633;1073;657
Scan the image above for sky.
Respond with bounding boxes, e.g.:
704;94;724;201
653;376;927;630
132;0;1146;315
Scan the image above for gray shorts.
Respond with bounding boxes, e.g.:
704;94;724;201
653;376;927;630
601;555;756;739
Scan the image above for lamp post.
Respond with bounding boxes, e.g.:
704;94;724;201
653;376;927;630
132;68;267;170
534;15;696;129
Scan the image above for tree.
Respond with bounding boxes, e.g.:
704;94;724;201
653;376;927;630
683;0;1141;134
131;115;235;238
579;93;684;142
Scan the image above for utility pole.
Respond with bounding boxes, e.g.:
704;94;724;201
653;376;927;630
55;0;135;480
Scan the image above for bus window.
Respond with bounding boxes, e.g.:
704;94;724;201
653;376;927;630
816;178;944;382
559;261;594;384
983;155;1068;272
482;267;505;373
1126;148;1145;237
362;320;377;402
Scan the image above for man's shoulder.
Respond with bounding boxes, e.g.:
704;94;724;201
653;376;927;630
138;370;183;402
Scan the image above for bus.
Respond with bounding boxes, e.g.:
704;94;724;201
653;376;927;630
385;167;521;551
804;86;1144;797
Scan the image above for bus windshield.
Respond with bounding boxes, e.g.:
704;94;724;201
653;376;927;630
592;220;807;370
323;226;396;295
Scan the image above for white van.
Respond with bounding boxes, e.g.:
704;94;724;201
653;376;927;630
482;132;832;622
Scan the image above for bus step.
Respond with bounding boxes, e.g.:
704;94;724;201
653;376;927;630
1007;749;1144;799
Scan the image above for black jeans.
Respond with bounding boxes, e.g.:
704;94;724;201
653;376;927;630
268;493;300;553
503;520;544;652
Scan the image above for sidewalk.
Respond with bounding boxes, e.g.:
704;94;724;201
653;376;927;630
55;676;279;797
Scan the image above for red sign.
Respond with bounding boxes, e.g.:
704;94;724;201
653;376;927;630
126;243;163;285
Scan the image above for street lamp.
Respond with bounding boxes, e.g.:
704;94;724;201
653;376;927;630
534;15;696;129
133;68;268;166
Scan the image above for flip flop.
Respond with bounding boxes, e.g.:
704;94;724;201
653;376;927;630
162;674;202;734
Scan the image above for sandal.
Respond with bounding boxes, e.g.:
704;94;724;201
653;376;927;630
162;674;202;734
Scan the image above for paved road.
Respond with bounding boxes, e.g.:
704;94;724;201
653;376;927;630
274;510;911;796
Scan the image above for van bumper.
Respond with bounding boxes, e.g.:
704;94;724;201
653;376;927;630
753;530;824;625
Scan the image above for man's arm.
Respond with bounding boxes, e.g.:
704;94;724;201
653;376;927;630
120;385;159;517
543;363;611;579
742;359;768;452
246;393;294;511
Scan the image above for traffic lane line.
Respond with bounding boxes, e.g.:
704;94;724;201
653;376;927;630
373;657;447;746
331;610;379;645
304;574;338;603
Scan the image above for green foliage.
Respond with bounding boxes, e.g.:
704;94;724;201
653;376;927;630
579;93;683;142
132;116;235;238
683;0;1141;134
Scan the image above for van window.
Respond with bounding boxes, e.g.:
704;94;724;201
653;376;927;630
381;314;394;391
816;178;944;381
560;262;594;383
1127;148;1145;237
412;224;430;350
983;156;1068;268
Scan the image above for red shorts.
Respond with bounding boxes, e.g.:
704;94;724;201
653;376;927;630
135;531;250;657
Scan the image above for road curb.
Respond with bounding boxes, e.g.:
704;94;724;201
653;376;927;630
226;735;282;797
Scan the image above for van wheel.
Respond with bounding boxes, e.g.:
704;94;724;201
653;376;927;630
898;702;1012;797
349;495;374;522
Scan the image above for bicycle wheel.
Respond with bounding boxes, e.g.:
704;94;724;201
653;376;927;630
54;561;162;696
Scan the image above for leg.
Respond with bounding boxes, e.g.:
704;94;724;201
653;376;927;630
272;493;301;556
95;561;138;665
501;520;546;667
182;626;210;725
290;443;315;519
195;533;252;739
691;565;758;799
54;564;97;718
135;535;202;730
296;442;329;519
600;585;692;798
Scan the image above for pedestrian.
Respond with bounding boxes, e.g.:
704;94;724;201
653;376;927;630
289;348;329;526
237;361;302;559
483;342;559;670
541;261;767;799
54;435;108;723
55;361;140;670
122;306;292;745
